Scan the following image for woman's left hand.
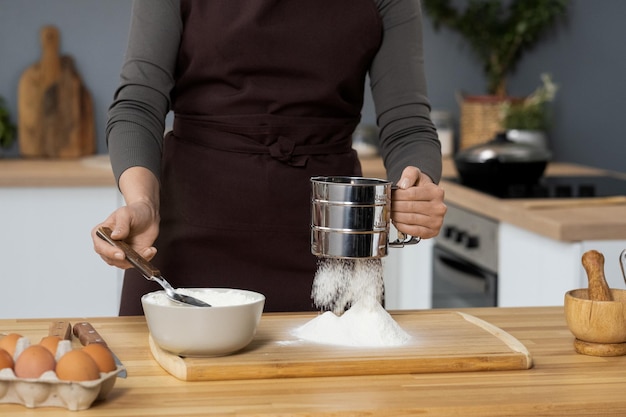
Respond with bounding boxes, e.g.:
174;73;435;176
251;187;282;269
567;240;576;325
391;166;447;239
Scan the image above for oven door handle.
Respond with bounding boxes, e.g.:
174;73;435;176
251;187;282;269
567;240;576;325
438;252;494;280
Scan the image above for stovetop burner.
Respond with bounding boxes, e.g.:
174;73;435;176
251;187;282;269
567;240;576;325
446;175;626;199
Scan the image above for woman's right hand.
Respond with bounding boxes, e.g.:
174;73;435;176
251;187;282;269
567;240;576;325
92;167;161;270
92;202;160;270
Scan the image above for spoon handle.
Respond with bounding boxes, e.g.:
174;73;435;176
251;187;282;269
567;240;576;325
96;226;161;279
619;249;626;282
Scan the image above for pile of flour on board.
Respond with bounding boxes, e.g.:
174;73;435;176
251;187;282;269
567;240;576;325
293;258;411;347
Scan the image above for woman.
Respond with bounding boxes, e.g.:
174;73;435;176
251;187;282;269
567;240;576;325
93;0;446;315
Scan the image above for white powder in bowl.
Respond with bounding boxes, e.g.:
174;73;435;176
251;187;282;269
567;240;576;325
145;289;259;307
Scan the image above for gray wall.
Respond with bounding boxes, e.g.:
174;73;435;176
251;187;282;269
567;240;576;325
1;0;624;173
417;0;626;174
0;0;131;155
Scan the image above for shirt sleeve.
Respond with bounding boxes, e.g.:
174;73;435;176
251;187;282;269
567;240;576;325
106;0;182;185
371;0;442;184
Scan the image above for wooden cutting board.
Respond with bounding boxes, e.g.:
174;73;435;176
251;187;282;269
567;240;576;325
17;25;95;158
148;311;532;381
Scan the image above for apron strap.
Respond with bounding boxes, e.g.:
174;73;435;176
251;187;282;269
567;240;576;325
173;114;358;166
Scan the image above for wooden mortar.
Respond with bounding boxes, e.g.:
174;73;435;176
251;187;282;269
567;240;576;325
564;250;626;356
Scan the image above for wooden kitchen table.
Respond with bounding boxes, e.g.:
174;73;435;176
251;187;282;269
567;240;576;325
1;307;626;416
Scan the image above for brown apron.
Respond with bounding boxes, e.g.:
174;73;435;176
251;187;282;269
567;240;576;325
119;0;383;315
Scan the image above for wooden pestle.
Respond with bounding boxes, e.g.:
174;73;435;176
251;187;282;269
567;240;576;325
582;250;613;301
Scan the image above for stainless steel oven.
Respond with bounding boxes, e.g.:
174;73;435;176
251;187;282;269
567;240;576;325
432;203;499;308
433;173;626;308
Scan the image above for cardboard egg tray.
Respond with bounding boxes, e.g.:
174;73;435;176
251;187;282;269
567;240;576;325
0;366;124;411
0;338;125;411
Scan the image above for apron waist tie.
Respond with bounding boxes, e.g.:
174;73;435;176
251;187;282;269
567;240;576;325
172;115;357;167
268;136;306;166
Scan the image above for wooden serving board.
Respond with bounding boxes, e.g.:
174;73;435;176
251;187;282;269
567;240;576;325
148;311;532;381
18;25;95;158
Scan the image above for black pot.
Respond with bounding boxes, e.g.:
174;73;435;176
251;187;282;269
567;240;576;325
454;132;552;192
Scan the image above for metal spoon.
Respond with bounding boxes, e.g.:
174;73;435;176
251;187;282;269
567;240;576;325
619;249;626;282
96;226;211;307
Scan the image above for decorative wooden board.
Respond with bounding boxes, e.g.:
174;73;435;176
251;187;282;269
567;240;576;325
18;25;95;158
148;311;532;381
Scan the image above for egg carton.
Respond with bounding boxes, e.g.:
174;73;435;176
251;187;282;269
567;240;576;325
0;338;125;411
0;366;123;411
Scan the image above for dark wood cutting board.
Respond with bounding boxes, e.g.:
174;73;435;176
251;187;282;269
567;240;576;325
17;25;95;158
148;310;533;381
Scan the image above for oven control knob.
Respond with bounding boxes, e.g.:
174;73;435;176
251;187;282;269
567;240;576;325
444;226;456;239
455;230;466;243
466;235;480;249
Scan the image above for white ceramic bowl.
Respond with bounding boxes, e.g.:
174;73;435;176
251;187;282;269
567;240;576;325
141;288;265;357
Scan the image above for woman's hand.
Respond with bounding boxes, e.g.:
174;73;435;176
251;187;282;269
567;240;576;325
91;167;160;269
391;166;446;240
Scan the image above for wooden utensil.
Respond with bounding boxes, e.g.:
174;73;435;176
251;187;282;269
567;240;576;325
17;25;95;158
582;250;612;301
48;321;72;340
565;250;626;356
73;322;127;378
565;289;626;356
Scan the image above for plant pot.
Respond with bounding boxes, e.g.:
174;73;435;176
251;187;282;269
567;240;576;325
458;94;521;150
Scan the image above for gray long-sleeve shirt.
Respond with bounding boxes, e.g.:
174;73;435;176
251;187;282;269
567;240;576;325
107;0;441;185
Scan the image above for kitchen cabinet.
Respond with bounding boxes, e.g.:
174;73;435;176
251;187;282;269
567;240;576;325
499;222;626;306
0;186;124;318
379;160;626;309
382;229;433;310
0;158;123;319
438;158;626;308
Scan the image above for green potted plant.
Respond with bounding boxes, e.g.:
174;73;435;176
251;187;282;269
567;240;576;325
501;73;558;148
422;0;568;148
0;96;17;155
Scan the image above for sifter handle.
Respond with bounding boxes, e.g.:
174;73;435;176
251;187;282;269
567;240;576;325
389;186;421;247
96;226;161;279
389;231;421;247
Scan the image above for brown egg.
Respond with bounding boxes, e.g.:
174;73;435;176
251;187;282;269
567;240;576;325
39;335;62;355
14;345;56;378
56;349;100;381
0;333;22;356
82;344;116;373
0;347;14;370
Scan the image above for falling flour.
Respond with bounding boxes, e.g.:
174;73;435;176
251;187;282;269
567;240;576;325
295;258;411;347
311;258;385;315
